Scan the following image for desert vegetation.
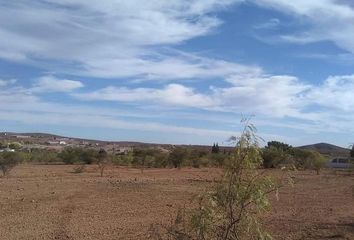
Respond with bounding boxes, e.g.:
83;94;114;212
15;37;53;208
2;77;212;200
152;121;287;240
0;128;350;240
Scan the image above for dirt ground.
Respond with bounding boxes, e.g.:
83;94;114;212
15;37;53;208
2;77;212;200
0;165;354;240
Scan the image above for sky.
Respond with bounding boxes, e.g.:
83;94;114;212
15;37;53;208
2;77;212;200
1;0;354;147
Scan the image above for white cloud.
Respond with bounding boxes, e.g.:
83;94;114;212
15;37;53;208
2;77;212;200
251;0;354;53
0;0;242;79
306;75;354;112
31;76;84;93
74;84;215;108
74;72;310;117
0;79;16;87
1;73;354;145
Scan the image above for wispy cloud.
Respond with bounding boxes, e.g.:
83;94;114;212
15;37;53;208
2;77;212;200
31;76;84;93
251;0;354;53
253;18;280;29
0;0;242;79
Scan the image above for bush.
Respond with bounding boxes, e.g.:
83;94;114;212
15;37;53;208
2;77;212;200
131;148;169;171
208;153;226;167
168;147;188;168
81;149;97;164
293;150;326;174
262;146;292;168
155;121;283;240
97;149;108;177
0;152;22;176
29;149;59;163
9;142;22;150
58;147;81;164
58;147;98;165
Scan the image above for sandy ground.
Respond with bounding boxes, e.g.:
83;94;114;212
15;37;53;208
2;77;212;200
0;165;353;240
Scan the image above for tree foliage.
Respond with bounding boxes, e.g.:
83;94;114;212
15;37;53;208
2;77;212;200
211;143;220;154
168;147;188;168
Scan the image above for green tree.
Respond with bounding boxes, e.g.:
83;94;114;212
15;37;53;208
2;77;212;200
58;147;81;164
211;143;220;154
9;142;22;150
262;146;292;168
81;149;98;164
266;141;292;152
168;147;188;168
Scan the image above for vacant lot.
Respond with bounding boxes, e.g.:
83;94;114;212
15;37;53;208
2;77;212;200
0;165;353;240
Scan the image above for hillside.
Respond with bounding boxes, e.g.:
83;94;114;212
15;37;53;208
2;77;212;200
298;142;350;157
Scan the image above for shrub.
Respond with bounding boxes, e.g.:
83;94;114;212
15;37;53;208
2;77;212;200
266;141;292;152
81;149;97;164
209;153;226;167
168;147;188;168
97;149;108;177
30;149;59;163
0;152;22;176
155;120;283;240
58;147;98;165
262;146;292;168
58;147;81;164
8;142;22;150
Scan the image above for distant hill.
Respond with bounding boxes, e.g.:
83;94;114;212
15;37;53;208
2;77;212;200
298;143;350;157
0;132;232;151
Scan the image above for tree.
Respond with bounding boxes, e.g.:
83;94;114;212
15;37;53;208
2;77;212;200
156;120;283;240
58;147;81;164
351;145;354;158
292;150;326;174
8;142;22;150
168;147;188;168
0;152;21;176
266;141;292;152
308;151;326;175
97;149;108;177
262;146;292;168
211;143;220;154
81;149;97;164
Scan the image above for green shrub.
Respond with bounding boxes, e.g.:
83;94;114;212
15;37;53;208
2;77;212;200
0;152;22;176
30;149;59;163
58;147;81;164
262;146;292;168
156;121;282;240
168;147;188;168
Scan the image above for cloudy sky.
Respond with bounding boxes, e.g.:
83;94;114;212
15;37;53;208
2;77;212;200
1;0;354;147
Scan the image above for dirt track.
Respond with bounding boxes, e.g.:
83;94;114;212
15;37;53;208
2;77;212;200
0;165;353;240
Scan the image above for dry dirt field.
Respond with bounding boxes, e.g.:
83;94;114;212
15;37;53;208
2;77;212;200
0;165;354;240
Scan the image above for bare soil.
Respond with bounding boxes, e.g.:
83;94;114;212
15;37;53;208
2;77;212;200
0;165;353;240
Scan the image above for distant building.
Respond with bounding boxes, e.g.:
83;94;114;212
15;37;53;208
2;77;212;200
47;141;60;145
59;141;67;145
14;135;31;139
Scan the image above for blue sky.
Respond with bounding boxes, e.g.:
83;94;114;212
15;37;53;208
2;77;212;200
1;0;354;147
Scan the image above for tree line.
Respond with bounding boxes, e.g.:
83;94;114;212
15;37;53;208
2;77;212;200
0;140;329;177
